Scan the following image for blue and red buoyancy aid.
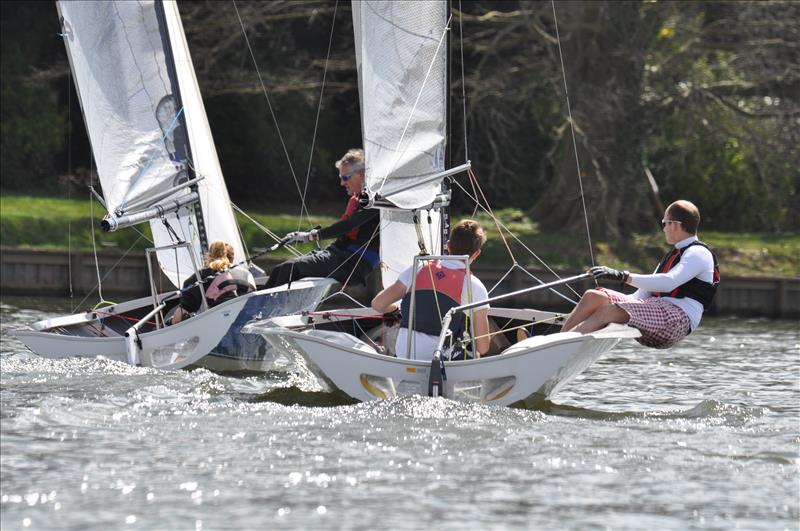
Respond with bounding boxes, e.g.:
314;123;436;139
652;241;720;310
333;195;380;267
400;261;467;336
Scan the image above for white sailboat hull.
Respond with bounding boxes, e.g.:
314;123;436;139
250;324;640;407
9;278;336;371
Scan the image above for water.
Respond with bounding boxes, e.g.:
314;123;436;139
1;296;798;530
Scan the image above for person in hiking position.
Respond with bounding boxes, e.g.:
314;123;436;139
172;241;240;324
371;219;491;361
264;148;380;289
562;200;720;348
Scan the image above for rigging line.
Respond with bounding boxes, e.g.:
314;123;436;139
458;0;468;162
450;178;582;298
231;0;311;222
71;231;146;313
66;67;74;301
119;106;185;210
334;222;382;292
376;14;452;196
230;202;302;257
298;0;338;232
551;1;595;267
457;317;561;345
468;168;516;263
288;213;398;315
87;150;109;306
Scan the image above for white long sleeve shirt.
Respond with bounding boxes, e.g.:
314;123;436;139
628;235;715;331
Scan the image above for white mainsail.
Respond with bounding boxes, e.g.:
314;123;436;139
57;0;244;287
352;0;448;286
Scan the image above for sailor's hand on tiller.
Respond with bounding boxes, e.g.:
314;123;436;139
589;266;629;283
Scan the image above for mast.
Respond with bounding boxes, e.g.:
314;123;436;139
441;0;452;252
153;0;209;252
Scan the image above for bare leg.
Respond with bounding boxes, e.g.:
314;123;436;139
171;307;187;324
563;289;612;331
573;304;629;334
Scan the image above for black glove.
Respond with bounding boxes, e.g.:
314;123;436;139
382;308;402;326
589;266;629;283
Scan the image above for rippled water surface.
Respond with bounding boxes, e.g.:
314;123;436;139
1;296;798;530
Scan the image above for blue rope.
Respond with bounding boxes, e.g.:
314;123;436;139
119;106;186;211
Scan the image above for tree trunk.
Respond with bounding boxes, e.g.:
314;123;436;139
532;1;661;243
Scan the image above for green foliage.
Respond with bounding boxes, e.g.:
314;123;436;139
0;2;66;192
1;0;797;238
1;195;796;277
0;195;151;251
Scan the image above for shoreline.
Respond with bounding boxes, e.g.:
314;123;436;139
1;246;798;317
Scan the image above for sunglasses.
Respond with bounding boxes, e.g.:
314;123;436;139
339;174;352;181
661;219;682;228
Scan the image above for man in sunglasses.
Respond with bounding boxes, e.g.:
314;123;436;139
264;148;380;289
562;200;720;348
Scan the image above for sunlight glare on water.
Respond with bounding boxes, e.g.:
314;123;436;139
1;297;798;530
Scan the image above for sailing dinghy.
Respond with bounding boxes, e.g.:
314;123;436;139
243;0;640;406
9;0;335;370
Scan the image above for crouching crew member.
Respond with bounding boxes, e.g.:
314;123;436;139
371;219;491;361
172;241;239;324
264;148;379;289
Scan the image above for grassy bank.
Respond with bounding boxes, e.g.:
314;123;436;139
1;195;797;277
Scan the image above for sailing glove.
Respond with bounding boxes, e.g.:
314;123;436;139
589;266;630;284
286;230;319;244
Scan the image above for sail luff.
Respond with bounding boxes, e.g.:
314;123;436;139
153;0;246;285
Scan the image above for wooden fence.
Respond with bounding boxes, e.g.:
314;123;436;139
1;247;797;317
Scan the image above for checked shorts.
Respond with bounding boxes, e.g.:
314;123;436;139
598;288;691;349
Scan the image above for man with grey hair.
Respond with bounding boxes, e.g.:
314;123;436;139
264;148;380;289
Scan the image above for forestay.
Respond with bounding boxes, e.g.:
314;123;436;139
57;0;244;287
352;0;448;286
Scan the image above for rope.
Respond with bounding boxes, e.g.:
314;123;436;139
304;312;383;320
230;202;302;258
232;0;310;222
551;1;595;267
457;315;562;346
424;260;445;329
87;151;112;308
93;310;158;327
119;106;185;211
297;0;338;232
71;232;146;313
66;67;74;302
450;178;581;299
467;168;516;263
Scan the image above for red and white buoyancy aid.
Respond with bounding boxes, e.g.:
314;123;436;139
400;261;467;336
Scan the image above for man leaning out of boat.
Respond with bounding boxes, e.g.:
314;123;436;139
171;241;241;324
371;219;491;361
562;200;720;348
264;148;380;289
